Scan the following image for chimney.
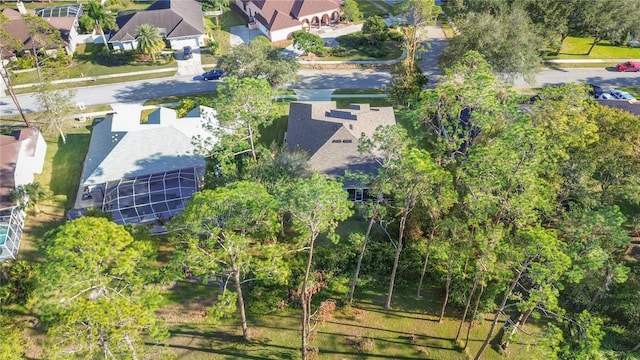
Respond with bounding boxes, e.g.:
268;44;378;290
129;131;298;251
16;1;27;15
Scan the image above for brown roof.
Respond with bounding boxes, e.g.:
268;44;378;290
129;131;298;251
597;99;640;116
0;128;41;209
291;0;342;18
110;0;204;42
251;0;341;32
0;8;33;56
0;7;71;57
286;102;396;177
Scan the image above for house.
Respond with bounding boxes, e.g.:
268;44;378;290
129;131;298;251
109;0;206;51
235;0;341;42
71;104;217;226
0;3;82;58
0;127;47;262
597;99;640;116
35;3;83;54
285;102;396;199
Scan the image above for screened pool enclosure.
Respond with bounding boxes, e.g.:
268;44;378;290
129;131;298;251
99;167;203;225
0;207;25;262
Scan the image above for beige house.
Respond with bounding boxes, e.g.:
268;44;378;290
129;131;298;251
285;102;396;199
235;0;341;42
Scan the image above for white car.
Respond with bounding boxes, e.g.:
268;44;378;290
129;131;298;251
609;89;636;101
598;93;615;100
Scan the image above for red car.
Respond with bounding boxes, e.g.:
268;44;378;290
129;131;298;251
616;61;640;72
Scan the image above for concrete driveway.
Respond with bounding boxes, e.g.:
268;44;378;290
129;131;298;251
229;25;263;46
176;47;204;77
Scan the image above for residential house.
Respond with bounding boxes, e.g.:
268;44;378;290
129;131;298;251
0;127;47;262
0;3;82;58
597;99;640;116
285;101;396;200
71;104;217;226
235;0;341;42
109;0;206;51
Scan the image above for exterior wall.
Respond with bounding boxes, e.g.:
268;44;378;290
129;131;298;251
169;35;205;49
67;25;80;54
270;25;303;42
13;131;46;187
299;10;340;27
111;41;137;52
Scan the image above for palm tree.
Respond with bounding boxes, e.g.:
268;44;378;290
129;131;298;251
10;182;51;215
135;24;165;62
86;0;117;56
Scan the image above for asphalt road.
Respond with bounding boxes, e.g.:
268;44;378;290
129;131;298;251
2;67;640;118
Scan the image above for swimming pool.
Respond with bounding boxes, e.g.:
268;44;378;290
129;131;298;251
0;225;7;246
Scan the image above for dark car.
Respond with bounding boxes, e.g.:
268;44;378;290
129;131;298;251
202;69;223;80
183;46;193;60
615;61;640;72
588;83;604;98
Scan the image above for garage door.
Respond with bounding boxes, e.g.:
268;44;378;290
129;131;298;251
169;37;200;50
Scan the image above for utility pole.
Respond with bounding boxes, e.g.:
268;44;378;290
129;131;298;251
0;58;30;127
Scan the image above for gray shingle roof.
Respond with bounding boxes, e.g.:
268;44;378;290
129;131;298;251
286;101;396;177
110;0;204;42
81;104;214;186
597;99;640;116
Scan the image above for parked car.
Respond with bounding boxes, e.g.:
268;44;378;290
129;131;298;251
588;83;604;98
597;93;615;100
202;69;223;80
609;89;636;100
615;61;640;72
183;46;193;60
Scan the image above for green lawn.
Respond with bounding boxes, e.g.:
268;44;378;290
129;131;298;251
551;36;640;59
19;123;92;262
354;0;388;18
10;43;176;85
158;275;546;360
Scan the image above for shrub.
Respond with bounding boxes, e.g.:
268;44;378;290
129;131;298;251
11;55;36;70
362;45;390;58
330;45;352;57
336;33;367;48
362;16;388;43
292;30;324;54
205;38;220;55
388;30;405;42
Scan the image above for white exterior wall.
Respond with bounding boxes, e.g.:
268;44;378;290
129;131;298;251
269;25;303;42
299;10;338;26
111;41;137;52
67;25;79;54
13;131;46;187
169;35;205;49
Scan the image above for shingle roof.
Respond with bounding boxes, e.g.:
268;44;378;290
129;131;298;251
81;104;215;186
286;102;396;177
110;0;204;42
0;8;39;56
597;99;640;116
0;128;42;208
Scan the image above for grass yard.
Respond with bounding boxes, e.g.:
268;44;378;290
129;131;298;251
18;122;92;263
550;36;640;59
333;97;394;108
354;0;388;18
157;280;546;360
10;43;177;86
